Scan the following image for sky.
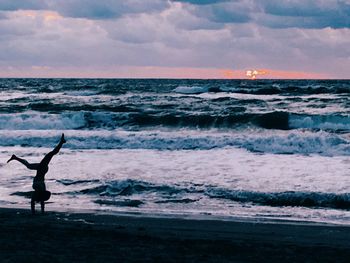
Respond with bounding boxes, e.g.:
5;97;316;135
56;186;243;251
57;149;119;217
0;0;349;79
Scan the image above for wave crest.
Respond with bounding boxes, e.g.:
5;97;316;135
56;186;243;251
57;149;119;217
58;179;350;211
207;188;350;210
0;111;349;133
0;130;348;155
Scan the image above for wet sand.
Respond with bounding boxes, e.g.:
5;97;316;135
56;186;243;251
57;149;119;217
0;207;350;262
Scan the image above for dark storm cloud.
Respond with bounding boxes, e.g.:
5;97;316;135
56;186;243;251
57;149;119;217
175;0;350;29
53;1;122;19
184;1;252;25
261;0;348;17
50;0;170;19
259;0;350;29
207;4;250;23
259;14;350;29
0;0;47;11
172;0;231;5
0;0;170;19
0;0;349;29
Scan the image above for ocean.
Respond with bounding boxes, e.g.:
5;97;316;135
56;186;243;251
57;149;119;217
0;78;349;224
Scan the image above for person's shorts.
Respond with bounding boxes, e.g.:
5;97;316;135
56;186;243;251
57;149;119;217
32;190;51;202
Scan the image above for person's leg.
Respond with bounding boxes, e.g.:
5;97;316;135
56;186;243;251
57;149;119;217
31;198;35;214
40;201;45;214
40;134;66;166
7;155;39;170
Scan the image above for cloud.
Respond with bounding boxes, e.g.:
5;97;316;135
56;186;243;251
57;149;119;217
261;0;346;17
258;0;350;29
103;3;226;46
182;1;252;25
0;12;9;20
172;0;231;5
50;0;170;19
166;2;224;30
0;10;109;67
0;0;47;11
175;0;350;29
1;0;348;29
0;19;34;38
0;0;170;20
0;1;349;78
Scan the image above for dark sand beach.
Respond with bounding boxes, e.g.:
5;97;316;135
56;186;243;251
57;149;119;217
0;208;349;262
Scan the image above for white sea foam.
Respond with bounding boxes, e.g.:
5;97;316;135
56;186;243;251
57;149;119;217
0;112;120;130
289;114;350;131
0;91;28;101
0;130;348;156
2;147;350;224
0;112;86;130
173;86;209;94
236;132;350;155
62;90;99;96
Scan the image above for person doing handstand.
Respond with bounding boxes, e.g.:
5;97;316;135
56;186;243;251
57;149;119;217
7;134;66;214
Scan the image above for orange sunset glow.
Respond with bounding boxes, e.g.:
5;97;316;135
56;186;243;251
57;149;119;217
246;70;267;80
0;66;330;79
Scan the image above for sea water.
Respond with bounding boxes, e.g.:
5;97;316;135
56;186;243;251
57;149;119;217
0;79;349;224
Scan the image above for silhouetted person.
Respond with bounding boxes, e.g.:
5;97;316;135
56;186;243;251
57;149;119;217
7;134;66;214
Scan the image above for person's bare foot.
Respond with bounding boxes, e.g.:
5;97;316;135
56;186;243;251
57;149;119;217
60;133;66;144
7;154;16;163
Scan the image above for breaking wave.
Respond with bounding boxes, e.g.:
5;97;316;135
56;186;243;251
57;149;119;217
1;111;348;132
0;130;348;155
289;114;350;131
2;78;349;95
173;86;209;94
173;86;223;94
56;179;350;211
207;188;350;210
94;199;143;207
76;179;185;196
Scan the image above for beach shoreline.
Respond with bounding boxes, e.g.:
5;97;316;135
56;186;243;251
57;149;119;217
1;207;350;262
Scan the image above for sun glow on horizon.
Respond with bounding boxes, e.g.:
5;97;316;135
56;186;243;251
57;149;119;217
246;69;268;80
0;65;331;79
